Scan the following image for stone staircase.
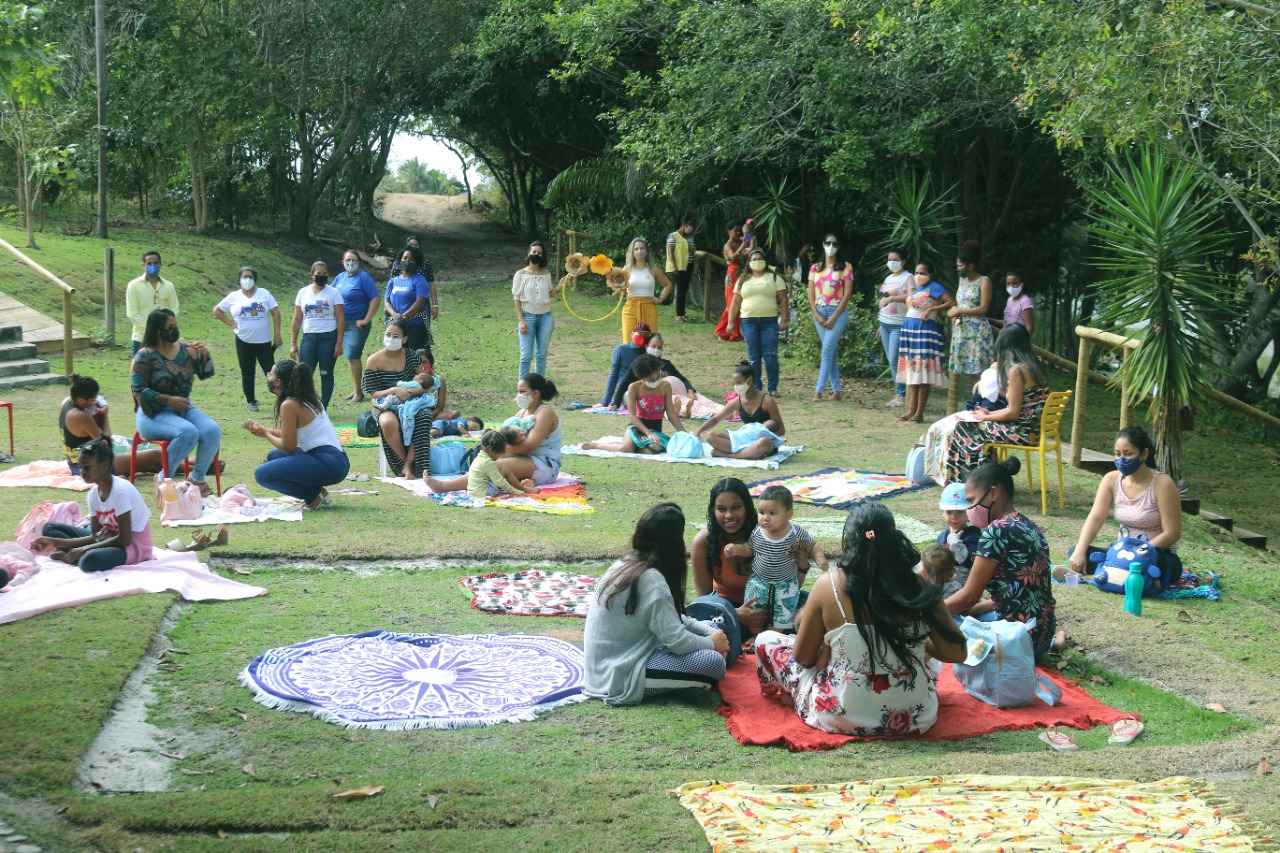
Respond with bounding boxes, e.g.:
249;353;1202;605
0;325;64;391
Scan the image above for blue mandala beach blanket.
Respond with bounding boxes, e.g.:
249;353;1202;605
240;630;586;730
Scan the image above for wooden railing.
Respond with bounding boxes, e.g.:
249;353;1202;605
694;250;728;322
0;236;74;379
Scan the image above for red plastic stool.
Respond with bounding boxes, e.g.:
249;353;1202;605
129;434;221;496
0;401;12;455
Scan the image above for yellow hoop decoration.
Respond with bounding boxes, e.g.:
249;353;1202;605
560;273;625;322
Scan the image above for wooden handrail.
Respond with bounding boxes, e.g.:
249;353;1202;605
0;235;76;379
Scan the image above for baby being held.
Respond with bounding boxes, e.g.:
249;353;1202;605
723;485;826;631
372;371;436;412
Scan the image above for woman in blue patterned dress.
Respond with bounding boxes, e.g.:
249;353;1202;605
891;261;954;424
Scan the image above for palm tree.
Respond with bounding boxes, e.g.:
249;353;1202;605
1086;147;1234;481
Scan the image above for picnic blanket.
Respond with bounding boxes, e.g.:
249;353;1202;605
335;424;380;448
240;630;586;730
0;460;90;491
717;655;1127;750
380;473;594;514
161;495;304;526
564;439;803;470
0;549;266;624
672;776;1257;852
581;395;739;421
1157;567;1221;601
460;569;598;617
747;468;927;509
793;513;936;544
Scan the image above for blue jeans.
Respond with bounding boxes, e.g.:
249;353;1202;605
813;305;849;393
880;321;905;397
299;330;338;407
342;323;373;361
740;316;780;394
131;340;142;356
518;311;554;378
41;521;127;572
135;404;222;482
254;445;350;503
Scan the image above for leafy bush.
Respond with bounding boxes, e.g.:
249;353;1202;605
786;300;885;382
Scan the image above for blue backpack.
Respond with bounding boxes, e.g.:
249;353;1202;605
686;595;742;664
428;441;471;476
1090;527;1174;597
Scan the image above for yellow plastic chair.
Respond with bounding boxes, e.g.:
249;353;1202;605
983;390;1073;515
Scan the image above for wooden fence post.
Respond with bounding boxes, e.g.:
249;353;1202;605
1119;346;1134;429
702;254;713;322
1071;337;1091;467
104;246;115;345
62;291;74;380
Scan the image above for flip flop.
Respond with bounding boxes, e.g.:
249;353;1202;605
1108;717;1144;745
1038;726;1079;752
0;453;14;463
347;472;370;482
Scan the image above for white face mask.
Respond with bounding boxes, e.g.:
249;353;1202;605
344;259;359;273
824;244;839;256
383;336;403;351
1007;285;1024;297
633;250;647;261
515;392;533;409
646;347;662;357
887;259;903;273
733;382;750;396
749;259;766;272
239;277;255;291
642;378;662;389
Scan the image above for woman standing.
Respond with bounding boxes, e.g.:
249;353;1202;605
714;222;746;342
808;233;854;402
513;240;560;378
877;247;913;407
213;266;281;413
33;439;156;571
584;503;729;706
727;248;789;395
58;375;163;476
385;245;434;360
243;360;350;511
891;261;953;424
665;216;696;323
361;321;433;479
332;250;382;403
289;261;346;409
754;502;966;736
617;238;674;343
131;308;221;496
948;240;996;387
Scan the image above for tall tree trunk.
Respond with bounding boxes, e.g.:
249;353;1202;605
1214;282;1280;399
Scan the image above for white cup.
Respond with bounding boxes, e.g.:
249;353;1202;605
1065;572;1080;587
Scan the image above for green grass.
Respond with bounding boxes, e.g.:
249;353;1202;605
0;221;1278;850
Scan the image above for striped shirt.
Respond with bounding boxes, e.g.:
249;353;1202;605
749;524;813;583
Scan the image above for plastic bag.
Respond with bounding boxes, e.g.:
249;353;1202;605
952;616;1037;708
155;474;203;522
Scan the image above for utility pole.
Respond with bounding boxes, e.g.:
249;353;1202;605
94;0;107;239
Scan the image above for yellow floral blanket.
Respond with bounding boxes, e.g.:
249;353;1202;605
671;776;1257;851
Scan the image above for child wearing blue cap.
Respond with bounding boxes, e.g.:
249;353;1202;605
936;482;995;621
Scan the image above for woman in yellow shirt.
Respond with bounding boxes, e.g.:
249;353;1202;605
727;248;789;394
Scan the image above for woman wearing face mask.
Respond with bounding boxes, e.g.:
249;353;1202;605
1067;426;1182;579
362;320;433;478
332;250;382;403
131;308;221;497
616;238;674;343
947;240;996;390
289;261;346;409
808;233;854;402
581;355;687;454
513;240;561;379
213;266;282;413
876;247;912;407
665;216;696;323
384;245;434;361
694;362;786;459
243;359;350;511
727;249;790;395
888;261;954;424
59;374;163;476
1002;270;1035;336
714;221;746;342
426;373;562;491
945;456;1065;658
606;333;698;412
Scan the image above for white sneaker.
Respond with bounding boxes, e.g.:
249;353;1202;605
887;396;905;407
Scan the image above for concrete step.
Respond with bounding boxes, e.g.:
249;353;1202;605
0;341;37;362
0;325;21;344
1232;526;1267;550
1180;496;1201;515
0;358;50;379
1199;509;1233;531
0;372;65;392
1063;442;1114;475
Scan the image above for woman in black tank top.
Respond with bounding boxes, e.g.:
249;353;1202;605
694;362;786;459
59;374;163;476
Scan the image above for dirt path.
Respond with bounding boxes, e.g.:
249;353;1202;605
374;193;529;282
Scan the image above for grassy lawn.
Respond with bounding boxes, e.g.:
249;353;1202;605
0;221;1278;850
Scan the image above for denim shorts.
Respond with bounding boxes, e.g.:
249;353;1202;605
342;323;373;360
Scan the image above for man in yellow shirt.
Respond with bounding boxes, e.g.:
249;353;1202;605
126;250;179;355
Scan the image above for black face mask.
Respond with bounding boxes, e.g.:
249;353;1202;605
161;327;180;343
402;261;417;274
528;254;544;267
313;274;329;286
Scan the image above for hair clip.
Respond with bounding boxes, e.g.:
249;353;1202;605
865;530;876;540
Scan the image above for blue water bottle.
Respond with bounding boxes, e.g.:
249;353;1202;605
1123;560;1144;616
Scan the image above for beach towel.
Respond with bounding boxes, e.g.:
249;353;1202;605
461;569;598;617
747;468;927;509
564;439;803;470
0;461;90;491
672;776;1257;851
0;549;266;624
380;473;595;514
335;424;380;448
161;495;304;526
1156;567;1221;601
717;655;1127;750
240;630;586;730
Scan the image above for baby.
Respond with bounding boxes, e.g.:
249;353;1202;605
432;415;484;438
724;485;826;631
467;430;539;500
372;372;436;412
370;373;437;477
919;544;963;597
499;424;526;447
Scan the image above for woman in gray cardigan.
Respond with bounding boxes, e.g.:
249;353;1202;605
584;503;730;705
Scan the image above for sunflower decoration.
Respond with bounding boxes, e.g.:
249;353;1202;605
565;252;588;277
605;267;629;293
589;254;614;276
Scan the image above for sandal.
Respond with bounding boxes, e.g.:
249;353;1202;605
209;525;229;548
187;529;212;552
0;452;14;464
1038;725;1079;752
1108;717;1144;745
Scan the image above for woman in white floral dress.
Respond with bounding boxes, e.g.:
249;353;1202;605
948;239;995;385
754;503;966;736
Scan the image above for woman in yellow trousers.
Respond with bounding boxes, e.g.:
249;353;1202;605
616;237;674;343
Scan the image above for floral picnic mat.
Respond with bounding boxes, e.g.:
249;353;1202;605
460;569;598;617
334;424;380;448
672;776;1259;851
747;468;929;510
381;473;594;514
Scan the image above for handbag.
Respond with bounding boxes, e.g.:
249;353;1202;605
155;474;203;522
952;616;1056;709
905;444;934;485
357;410;382;438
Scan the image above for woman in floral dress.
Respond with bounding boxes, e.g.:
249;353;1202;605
890;261;954;424
754;502;965;736
948;239;995;384
924;323;1049;484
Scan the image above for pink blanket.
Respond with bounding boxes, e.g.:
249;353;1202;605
0;549;267;624
0;461;90;491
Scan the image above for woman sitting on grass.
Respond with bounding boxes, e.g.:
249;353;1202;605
582;354;688;454
690;478;770;639
58;374;162;476
584;502;730;706
694;362;786;459
754;502;966;736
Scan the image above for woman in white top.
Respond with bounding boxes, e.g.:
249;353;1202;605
755;501;965;736
876;247;913;407
289;261;346;409
243;359;350;511
512;241;562;379
615;237;673;343
213;265;282;413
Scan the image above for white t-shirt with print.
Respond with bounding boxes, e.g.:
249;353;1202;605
295;284;344;334
88;476;151;534
217;288;279;345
